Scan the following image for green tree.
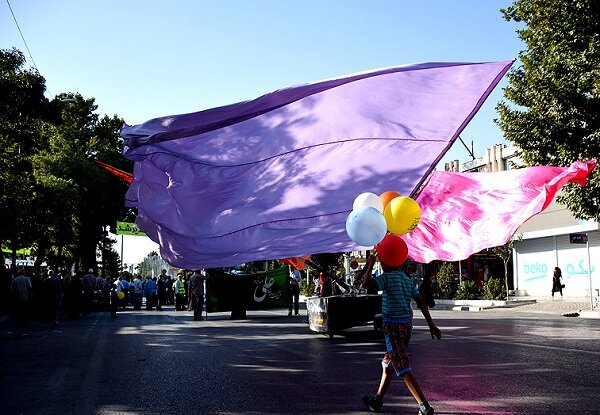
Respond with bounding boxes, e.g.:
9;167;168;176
0;48;50;270
31;93;128;271
498;0;600;219
435;262;456;299
1;47;130;274
136;251;169;278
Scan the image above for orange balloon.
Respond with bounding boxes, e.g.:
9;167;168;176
379;191;401;211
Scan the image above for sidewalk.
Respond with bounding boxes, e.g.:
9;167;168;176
500;296;599;317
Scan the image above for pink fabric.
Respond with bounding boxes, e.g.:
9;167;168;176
404;160;597;263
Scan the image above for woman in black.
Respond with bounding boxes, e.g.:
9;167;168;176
551;267;563;297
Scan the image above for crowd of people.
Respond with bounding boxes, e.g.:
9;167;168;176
1;267;208;325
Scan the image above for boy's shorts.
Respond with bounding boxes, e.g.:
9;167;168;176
382;320;412;376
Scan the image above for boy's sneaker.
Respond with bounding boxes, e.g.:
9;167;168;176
362;395;383;412
418;406;434;415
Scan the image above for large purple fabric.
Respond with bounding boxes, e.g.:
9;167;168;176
121;61;513;269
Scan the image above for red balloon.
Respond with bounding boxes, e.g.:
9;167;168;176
376;234;408;266
350;260;359;269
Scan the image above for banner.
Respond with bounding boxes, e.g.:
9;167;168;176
116;221;147;236
206;267;289;313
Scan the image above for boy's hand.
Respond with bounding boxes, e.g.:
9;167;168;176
429;324;441;340
367;248;378;265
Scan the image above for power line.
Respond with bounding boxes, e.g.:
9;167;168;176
6;0;39;71
5;0;54;97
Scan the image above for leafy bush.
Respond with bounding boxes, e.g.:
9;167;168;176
483;277;505;300
435;262;456;299
300;277;314;296
455;280;479;300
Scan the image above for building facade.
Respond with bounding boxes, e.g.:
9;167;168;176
445;144;598;299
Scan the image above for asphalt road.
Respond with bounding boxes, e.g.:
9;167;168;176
1;305;599;415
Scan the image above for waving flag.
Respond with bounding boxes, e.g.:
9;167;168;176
121;61;513;269
406;160;596;263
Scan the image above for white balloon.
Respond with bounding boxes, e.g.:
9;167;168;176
352;192;384;213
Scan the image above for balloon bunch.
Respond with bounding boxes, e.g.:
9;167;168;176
345;191;421;266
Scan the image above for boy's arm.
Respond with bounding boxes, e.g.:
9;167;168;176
415;295;441;340
361;249;378;291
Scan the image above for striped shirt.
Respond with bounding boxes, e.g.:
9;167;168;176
373;271;420;320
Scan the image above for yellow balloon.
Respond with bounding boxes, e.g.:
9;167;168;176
383;196;421;234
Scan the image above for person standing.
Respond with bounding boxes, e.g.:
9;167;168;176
41;270;62;327
82;269;97;315
174;273;186;311
110;282;119;319
288;268;302;316
144;277;157;310
552;266;563;297
11;269;32;324
361;248;441;415
190;270;207;321
132;275;144;310
157;270;168;311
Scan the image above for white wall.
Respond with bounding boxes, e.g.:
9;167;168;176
514;232;599;298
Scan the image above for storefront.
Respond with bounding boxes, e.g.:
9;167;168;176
513;212;599;298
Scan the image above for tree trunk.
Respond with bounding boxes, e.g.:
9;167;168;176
504;259;509;300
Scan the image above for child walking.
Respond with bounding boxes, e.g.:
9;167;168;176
361;245;441;414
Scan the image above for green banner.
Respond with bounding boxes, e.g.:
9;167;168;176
207;267;289;313
116;221;147;236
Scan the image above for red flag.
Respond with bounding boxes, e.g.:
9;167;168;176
94;160;133;184
281;256;311;270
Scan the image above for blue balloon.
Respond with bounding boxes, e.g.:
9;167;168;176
345;206;387;246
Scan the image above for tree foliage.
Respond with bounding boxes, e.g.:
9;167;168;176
434;262;456;299
455;280;479;300
1;47;130;275
497;0;600;219
483;277;505;300
0;48;50;266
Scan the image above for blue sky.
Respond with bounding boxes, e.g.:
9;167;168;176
2;0;523;165
2;1;524;264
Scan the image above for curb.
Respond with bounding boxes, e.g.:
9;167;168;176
578;310;600;319
452;306;483;312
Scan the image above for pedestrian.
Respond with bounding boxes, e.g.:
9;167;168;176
110;282;119;319
190;269;207;321
157;270;168;311
119;275;130;309
62;273;82;320
361;248;441;415
144;277;157;310
82;268;97;315
167;275;175;305
551;266;563;297
10;268;32;324
41;270;62;327
288;267;301;316
132;275;143;310
187;273;195;311
174;273;186;311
